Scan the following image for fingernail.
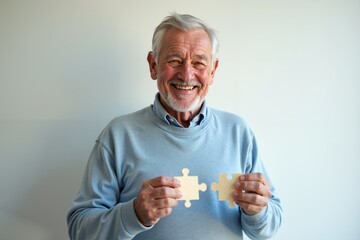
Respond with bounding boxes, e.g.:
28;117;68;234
175;179;181;187
240;175;245;181
235;182;241;189
233;191;239;198
177;190;183;198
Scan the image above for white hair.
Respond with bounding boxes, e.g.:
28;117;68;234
151;13;219;64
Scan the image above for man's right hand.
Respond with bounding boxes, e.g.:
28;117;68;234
134;176;183;227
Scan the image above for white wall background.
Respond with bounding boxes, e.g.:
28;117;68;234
0;0;359;239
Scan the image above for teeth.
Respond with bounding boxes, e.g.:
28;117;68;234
175;85;194;90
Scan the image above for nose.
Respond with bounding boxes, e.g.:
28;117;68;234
178;61;194;81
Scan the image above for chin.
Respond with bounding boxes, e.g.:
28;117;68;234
166;95;203;113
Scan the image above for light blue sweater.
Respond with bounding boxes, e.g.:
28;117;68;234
67;96;282;240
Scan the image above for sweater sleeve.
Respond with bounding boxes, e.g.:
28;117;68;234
240;131;283;239
67;141;151;240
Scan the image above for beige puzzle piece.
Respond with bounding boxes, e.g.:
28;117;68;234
175;168;207;208
211;173;242;208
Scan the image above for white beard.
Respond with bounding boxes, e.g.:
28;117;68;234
161;92;203;113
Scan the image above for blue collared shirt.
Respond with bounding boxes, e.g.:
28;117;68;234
152;93;207;128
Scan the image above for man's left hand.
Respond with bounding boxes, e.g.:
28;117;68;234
233;173;272;215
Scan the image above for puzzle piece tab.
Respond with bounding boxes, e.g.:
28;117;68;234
211;173;242;208
175;168;207;208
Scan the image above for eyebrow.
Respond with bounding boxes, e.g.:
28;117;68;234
193;54;209;61
166;52;209;61
166;52;183;59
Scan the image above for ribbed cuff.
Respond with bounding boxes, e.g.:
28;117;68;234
120;198;153;237
240;206;269;227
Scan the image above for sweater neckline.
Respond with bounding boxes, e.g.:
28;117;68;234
145;106;212;137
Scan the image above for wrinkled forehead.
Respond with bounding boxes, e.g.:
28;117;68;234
160;28;213;56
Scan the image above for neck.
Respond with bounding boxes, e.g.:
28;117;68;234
160;97;202;128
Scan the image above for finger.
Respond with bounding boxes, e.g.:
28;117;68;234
238;173;272;196
134;194;178;226
233;191;269;216
235;181;272;197
147;176;181;188
150;207;174;220
240;173;269;187
151;186;183;200
235;200;265;216
152;197;179;209
233;192;268;207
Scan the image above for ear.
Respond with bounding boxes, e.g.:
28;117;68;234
147;51;157;80
209;59;219;85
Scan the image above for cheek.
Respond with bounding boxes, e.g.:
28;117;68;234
159;67;177;82
198;72;214;86
157;70;174;91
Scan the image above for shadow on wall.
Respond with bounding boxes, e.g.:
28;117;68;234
0;9;154;238
0;165;82;240
0;116;132;240
0;120;101;240
0;159;84;240
0;213;51;240
18;161;86;240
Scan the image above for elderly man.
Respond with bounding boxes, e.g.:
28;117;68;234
67;13;282;239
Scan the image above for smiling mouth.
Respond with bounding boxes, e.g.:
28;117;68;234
171;79;203;91
172;84;198;90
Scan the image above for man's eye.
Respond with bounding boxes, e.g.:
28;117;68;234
194;62;206;69
168;60;182;67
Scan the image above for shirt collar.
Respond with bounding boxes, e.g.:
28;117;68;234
152;93;207;128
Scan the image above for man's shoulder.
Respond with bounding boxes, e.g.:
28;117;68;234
111;106;150;124
209;108;254;139
101;106;152;133
209;107;247;126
